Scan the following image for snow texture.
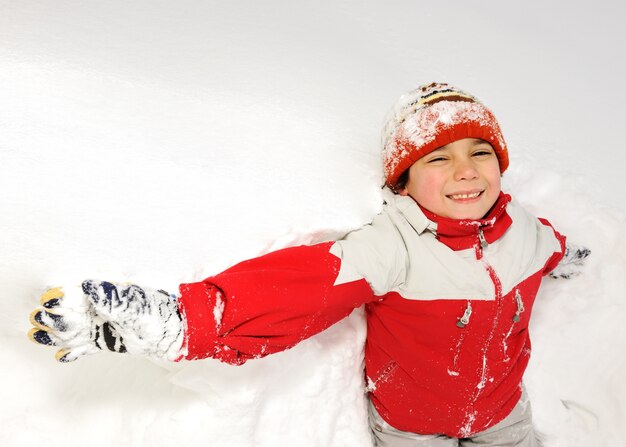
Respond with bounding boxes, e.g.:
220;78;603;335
2;1;626;446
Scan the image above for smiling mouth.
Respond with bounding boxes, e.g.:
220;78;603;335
447;191;483;200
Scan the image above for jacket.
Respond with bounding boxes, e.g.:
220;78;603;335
177;189;566;437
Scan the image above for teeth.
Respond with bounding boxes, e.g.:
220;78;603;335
449;192;481;200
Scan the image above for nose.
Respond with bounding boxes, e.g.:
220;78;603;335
453;157;479;181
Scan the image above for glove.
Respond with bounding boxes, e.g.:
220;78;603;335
82;280;184;361
28;286;126;362
549;243;591;279
29;280;184;362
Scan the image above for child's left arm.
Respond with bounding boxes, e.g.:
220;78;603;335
548;242;591;279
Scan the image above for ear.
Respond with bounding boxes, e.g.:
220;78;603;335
398;188;409;197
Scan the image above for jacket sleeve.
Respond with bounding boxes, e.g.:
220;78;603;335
177;241;377;365
538;217;568;275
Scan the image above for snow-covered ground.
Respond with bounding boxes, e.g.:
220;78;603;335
1;1;625;446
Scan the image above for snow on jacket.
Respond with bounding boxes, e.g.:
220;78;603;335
177;189;566;437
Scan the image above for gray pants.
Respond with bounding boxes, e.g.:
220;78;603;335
369;391;539;447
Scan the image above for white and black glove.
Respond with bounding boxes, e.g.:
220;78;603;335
549;243;591;279
29;286;125;362
29;280;184;362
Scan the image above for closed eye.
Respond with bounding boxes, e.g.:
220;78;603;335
472;150;494;157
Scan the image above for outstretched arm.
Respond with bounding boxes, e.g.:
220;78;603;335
29;242;377;364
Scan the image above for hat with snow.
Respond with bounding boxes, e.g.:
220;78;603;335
382;82;509;190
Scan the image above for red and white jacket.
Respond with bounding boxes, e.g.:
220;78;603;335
177;189;566;437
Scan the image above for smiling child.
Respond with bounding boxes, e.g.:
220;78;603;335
29;82;590;446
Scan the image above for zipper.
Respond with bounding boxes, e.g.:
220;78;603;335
478;229;488;250
459;227;488;328
475;228;488;259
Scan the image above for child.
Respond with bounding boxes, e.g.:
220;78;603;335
29;82;590;446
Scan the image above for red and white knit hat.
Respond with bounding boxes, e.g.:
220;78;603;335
382;82;509;190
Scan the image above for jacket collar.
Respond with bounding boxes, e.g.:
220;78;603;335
383;188;512;252
419;192;512;251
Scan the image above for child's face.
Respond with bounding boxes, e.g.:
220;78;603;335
399;138;501;220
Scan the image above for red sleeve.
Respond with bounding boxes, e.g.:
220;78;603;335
538;217;567;275
177;241;375;365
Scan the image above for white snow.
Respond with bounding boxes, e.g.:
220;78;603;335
213;291;225;331
1;1;625;446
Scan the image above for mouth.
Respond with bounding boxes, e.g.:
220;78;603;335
446;190;484;201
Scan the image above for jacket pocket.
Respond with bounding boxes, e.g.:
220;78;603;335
367;360;398;392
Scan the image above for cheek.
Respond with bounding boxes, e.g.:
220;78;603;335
487;167;502;192
411;172;445;204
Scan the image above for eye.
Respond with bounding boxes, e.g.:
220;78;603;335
472;149;494;157
426;156;447;163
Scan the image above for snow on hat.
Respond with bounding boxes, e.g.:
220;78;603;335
382;82;509;190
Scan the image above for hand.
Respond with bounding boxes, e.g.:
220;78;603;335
29;280;185;362
81;280;184;361
28;286;126;362
549;243;591;279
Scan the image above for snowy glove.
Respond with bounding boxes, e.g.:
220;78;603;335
81;280;184;361
29;280;184;362
549;243;591;279
28;286;126;362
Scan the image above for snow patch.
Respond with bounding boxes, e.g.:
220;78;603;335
213;291;225;330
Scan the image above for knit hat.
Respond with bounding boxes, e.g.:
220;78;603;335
382;82;509;190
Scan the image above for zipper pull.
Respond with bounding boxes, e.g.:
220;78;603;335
478;229;488;250
513;290;525;322
456;302;473;328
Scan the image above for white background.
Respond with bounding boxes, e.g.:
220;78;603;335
1;1;625;446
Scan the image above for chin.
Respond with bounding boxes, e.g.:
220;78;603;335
449;208;489;220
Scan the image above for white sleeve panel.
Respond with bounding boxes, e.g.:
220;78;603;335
330;212;409;296
487;199;564;296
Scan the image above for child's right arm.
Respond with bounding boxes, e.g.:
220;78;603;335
29;213;407;364
27;244;375;364
28;244;376;364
